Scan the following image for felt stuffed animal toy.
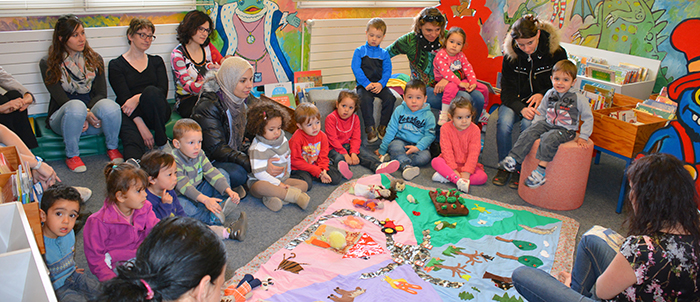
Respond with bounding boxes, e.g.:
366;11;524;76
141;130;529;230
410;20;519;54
223;274;262;301
328;286;366;302
391;179;406;192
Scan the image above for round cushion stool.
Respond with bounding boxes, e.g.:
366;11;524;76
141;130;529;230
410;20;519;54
518;137;595;210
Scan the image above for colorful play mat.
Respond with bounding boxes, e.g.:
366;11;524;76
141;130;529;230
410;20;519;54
227;174;579;301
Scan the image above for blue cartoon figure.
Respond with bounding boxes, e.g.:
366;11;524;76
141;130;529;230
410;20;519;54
642;18;700;209
211;0;300;85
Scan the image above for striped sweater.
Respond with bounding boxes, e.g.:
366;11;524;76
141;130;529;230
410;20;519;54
248;134;290;186
172;148;230;201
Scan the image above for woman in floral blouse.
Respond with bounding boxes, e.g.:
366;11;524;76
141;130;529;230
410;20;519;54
512;153;700;302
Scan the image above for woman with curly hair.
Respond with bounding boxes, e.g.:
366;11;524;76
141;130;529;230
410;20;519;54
40;14;123;172
171;10;229;118
513;153;700;301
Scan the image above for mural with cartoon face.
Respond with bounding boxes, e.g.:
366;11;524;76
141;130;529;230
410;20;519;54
642;18;700;208
210;0;301;85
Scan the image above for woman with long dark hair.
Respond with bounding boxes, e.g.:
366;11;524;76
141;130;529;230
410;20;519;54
513;153;700;301
109;18;171;159
40;14;123;172
97;216;227;302
171;10;229;118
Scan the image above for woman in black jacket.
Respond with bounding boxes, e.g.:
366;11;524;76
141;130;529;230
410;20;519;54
493;15;567;188
191;57;277;195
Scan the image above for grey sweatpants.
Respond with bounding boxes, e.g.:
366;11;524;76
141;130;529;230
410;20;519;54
508;121;577;163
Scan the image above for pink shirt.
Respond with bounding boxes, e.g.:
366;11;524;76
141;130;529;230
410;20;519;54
439;121;482;174
324;110;362;155
433;48;477;86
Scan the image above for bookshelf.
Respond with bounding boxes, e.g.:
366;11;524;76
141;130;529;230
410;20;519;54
0;202;56;301
561;42;661;100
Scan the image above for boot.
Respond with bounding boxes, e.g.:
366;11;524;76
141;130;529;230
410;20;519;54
284;187;310;210
227;211;247;241
262;196;283;212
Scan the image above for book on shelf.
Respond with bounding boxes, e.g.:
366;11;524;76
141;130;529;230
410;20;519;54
268;93;297;109
635;103;675;120
294;70;322;87
643;99;677;113
587;66;615;82
264;82;293;96
582;83;614;110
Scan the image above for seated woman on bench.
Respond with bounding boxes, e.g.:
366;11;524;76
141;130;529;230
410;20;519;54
40;14;123;172
109;18;171;160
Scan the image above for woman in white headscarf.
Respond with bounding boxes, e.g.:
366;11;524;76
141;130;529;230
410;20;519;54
191;57;282;196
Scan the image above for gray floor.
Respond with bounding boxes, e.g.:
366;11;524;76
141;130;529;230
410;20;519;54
53;128;630;281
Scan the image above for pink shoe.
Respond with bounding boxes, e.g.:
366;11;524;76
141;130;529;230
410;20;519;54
107;149;124;163
338;161;353;179
376;160;400;174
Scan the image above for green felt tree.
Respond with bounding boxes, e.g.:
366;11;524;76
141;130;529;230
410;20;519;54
492;293;524;302
459;291;475;300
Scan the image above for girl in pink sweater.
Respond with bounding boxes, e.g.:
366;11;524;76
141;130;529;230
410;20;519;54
325;90;399;179
431;97;487;193
433;27;479;126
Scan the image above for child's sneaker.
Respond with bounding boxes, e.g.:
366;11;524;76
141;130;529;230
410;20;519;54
366;126;378;143
214;197;233;224
226;211;247;241
438;110;450;126
73;186;92;202
499;156;517;172
338;161;353;179
107;149;124;163
525;169;546;188
431;172;450;183
66;156;87;173
262;196;283;212
376;160;400;174
456;178;470;193
377;125;387;139
233;185;247;199
379;153;391;163
402;165;420;180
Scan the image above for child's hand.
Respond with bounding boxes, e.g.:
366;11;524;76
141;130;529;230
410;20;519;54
405;145;419;155
466;83;477;92
343;153;352;164
350;153;360;165
374;150;381;157
320;170;332;183
367;82;381;94
576;137;589;149
267;157;285;176
76;268;85;274
278;182;290;189
202;196;223;214
460;171;471;180
161;189;173;204
458;82;471;90
225;188;240;204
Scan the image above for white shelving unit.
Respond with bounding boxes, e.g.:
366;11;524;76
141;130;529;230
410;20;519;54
561;42;661;100
0;202;56;302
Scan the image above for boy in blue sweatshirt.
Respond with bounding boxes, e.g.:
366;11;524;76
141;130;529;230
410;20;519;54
376;79;436;180
352;17;396;143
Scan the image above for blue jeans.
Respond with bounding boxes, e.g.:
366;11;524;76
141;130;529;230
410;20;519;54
328;143;381;172
49;99;121;158
426;86;484;121
177;169;231;226
54;271;101;302
512;233;616;302
387;139;431;170
212;161;248;188
496;105;533;162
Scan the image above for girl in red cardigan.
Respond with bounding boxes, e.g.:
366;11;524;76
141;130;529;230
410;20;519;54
431;97;487;193
325;90;400;179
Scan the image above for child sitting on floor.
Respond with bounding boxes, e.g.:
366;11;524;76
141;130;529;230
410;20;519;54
246;102;310;212
40;184;101;301
290;102;343;187
431;97;487;193
171;118;240;225
325;90;400;179
376;79;436;180
140;149;247;240
499;60;593;188
83;160;159;281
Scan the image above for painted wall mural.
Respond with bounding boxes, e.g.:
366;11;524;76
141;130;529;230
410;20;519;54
1;0;698;92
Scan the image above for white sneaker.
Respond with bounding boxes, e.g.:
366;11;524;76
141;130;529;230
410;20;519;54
379;154;391;163
457;178;470;193
74;186;92;203
438;110;450;126
402;165;420;180
432;172;450;183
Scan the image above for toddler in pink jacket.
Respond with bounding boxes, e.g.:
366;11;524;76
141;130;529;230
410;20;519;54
83;161;159;281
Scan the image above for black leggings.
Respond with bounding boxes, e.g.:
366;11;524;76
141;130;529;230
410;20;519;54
0;90;38;149
119;86;171;160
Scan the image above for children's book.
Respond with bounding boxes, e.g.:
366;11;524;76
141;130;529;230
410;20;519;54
269;93;297;109
294;70;323;87
264;82;293;96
